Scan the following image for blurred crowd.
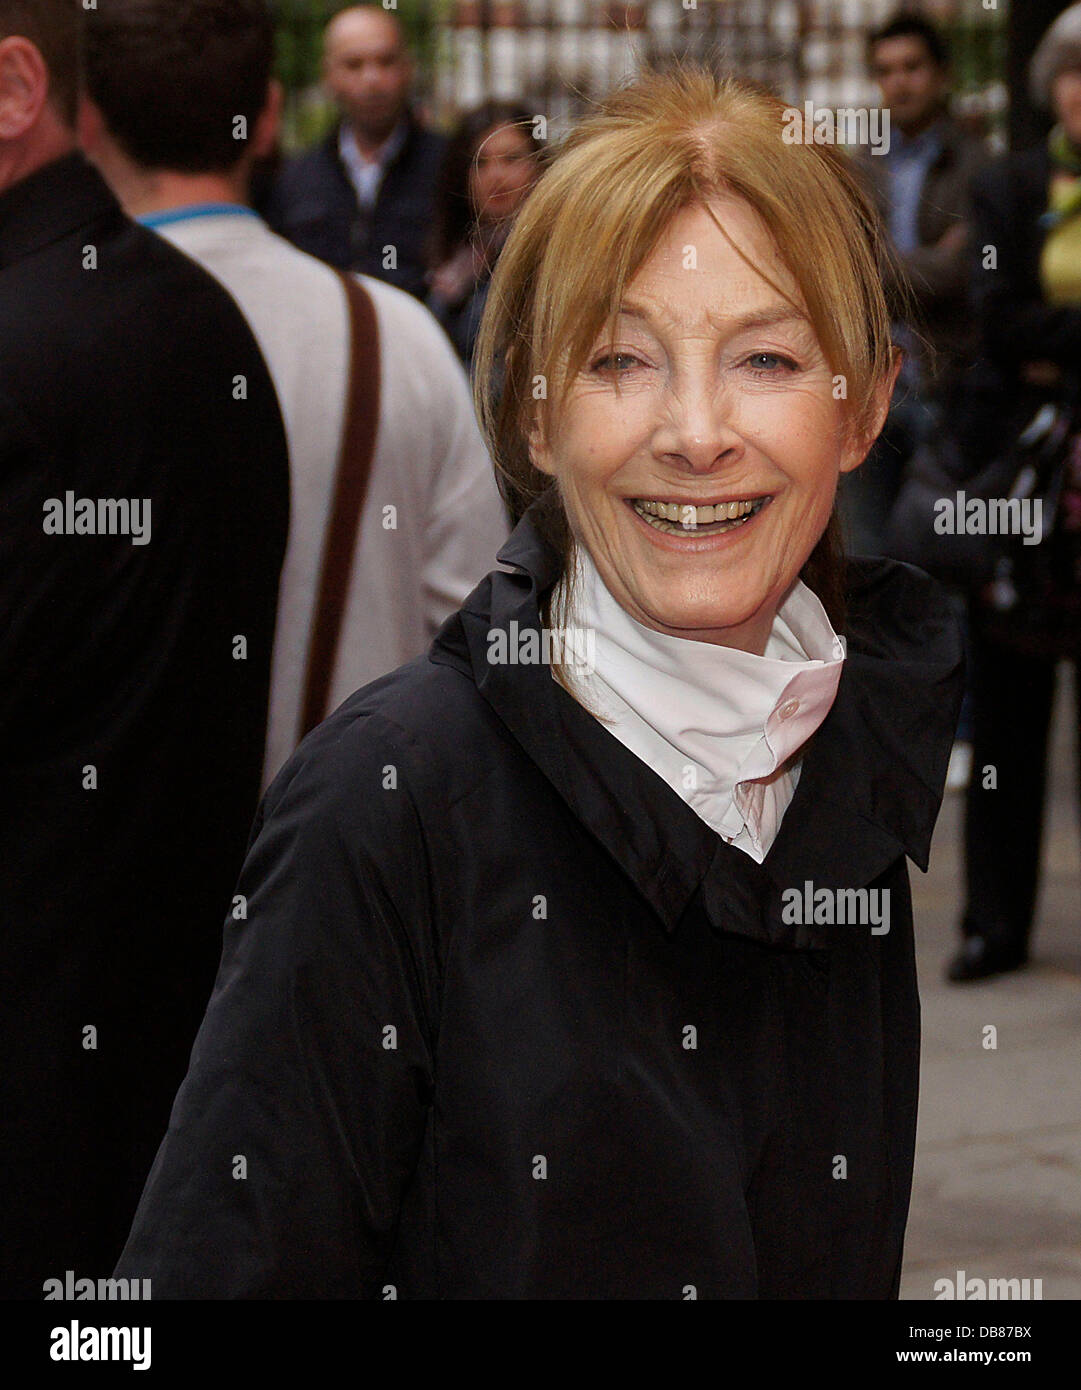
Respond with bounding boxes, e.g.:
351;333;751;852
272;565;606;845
2;0;1080;1295
840;8;1081;988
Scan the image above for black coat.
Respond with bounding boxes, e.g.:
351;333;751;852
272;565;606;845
265;111;446;300
116;506;964;1299
971;144;1080;369
0;153;289;1296
427;275;491;371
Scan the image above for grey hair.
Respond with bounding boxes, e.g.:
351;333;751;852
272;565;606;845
1031;2;1081;109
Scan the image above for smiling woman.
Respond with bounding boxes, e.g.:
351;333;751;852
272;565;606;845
530;197;884;659
475;66;901;654
116;63;966;1301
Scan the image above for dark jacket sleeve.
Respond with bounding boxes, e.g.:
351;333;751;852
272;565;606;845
971;152;1081;368
114;710;441;1298
900;136;988;307
899;231;967;306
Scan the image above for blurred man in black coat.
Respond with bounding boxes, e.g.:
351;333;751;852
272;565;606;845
0;0;289;1296
265;3;445;299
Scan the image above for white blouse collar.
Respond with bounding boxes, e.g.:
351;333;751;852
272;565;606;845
553;544;846;858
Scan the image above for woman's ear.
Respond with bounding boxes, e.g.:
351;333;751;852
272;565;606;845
839;347;903;475
527;409;556;477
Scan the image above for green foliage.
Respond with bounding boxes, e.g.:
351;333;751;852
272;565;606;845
945;17;1009;94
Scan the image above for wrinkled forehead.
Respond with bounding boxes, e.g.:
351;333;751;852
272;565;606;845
589;197;812;340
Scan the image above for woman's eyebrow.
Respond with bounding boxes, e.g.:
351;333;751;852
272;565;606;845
615;300;810;333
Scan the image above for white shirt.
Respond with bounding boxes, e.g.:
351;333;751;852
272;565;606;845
146;207;508;785
554;545;846;862
339;118;408;212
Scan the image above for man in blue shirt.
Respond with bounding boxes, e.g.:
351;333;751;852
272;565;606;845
844;12;989;555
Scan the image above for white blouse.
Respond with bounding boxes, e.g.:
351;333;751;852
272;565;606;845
553;545;846;863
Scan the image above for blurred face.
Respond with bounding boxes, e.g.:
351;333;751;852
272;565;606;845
871;35;947;136
323;11;411;141
470;122;537;224
1052;68;1081;148
530;198;891;655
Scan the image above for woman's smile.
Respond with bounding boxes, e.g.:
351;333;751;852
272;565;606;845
628;493;773;539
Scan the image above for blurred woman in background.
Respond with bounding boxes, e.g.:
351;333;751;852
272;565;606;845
425;100;543;371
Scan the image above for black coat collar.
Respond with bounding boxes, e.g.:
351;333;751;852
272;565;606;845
0;151;118;271
431;500;964;946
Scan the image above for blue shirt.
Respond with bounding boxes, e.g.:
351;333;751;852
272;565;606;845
339;117;408;213
884;121;943;254
884;121;944;387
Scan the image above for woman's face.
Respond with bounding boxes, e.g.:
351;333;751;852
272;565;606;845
470;122;537;224
1052;68;1081;146
530;197;893;654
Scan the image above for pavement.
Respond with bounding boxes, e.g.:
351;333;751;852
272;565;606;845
900;664;1081;1300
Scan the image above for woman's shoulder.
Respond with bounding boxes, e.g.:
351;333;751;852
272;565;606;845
842;555;964;672
830;558;965;868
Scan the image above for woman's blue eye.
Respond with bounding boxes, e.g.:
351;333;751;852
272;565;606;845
592;353;638;372
747;352;793;372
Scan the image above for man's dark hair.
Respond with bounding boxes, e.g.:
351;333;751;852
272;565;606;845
0;0;81;127
868;13;950;71
84;0;274;174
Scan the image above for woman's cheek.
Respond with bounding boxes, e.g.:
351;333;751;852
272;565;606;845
572;407;643;483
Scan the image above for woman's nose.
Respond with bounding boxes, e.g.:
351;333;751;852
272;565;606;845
650;378;744;474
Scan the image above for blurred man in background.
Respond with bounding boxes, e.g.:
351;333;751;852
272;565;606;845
844;11;988;557
0;0;288;1295
81;0;508;787
266;2;446;299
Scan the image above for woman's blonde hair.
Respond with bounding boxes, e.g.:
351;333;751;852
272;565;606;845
473;62;902;628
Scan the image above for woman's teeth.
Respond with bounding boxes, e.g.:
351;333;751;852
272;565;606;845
631;497;767;534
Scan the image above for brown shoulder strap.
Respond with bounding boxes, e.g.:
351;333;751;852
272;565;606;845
299;272;380;737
